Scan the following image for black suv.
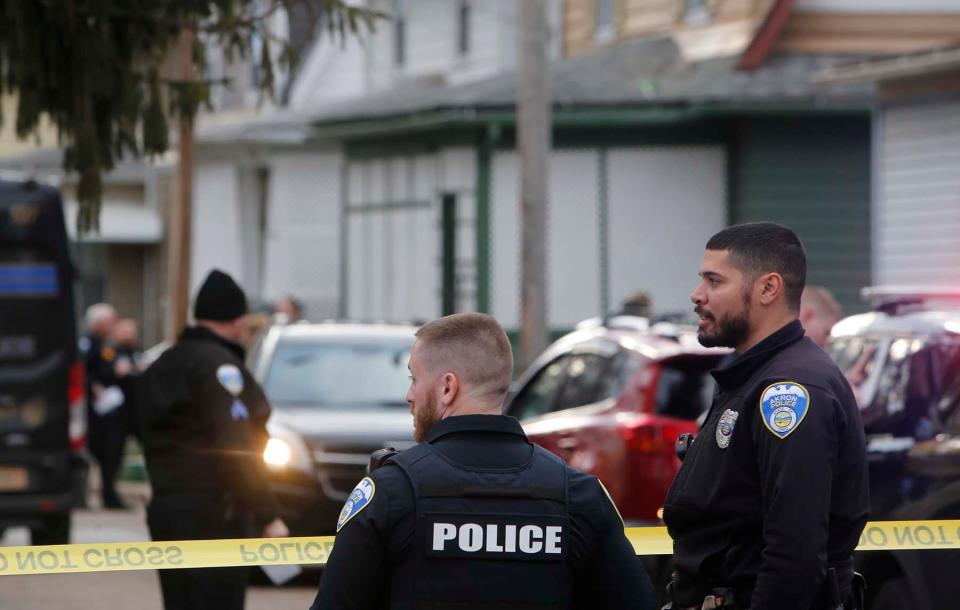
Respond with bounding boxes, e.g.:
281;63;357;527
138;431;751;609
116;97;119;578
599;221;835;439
828;288;960;610
0;180;87;545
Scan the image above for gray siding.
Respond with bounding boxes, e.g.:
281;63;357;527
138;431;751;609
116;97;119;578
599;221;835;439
875;100;960;288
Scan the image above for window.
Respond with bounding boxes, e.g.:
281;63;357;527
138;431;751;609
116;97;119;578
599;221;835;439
595;0;615;42
263;340;412;407
555;353;613;411
509;351;622;421
457;1;470;56
683;0;713;25
653;358;717;421
509;356;570;421
393;0;406;67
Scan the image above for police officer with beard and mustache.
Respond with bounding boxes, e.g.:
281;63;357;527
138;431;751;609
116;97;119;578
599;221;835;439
662;223;868;610
310;312;654;610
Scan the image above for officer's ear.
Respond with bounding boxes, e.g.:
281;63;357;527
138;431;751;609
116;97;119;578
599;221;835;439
440;372;460;406
756;272;784;306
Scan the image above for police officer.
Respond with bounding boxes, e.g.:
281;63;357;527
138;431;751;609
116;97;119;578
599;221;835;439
80;303;127;509
139;269;288;610
310;312;654;610
663;223;869;610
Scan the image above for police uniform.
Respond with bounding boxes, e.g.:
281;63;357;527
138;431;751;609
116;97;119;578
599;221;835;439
81;332;127;508
663;320;869;610
139;325;279;610
310;414;655;610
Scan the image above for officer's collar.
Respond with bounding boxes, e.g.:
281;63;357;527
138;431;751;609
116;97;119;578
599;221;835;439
424;414;527;444
711;319;805;390
179;325;246;361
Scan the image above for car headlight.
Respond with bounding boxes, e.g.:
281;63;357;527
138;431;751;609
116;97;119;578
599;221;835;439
264;421;313;472
264;438;292;467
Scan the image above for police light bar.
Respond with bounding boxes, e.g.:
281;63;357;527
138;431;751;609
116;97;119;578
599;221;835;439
862;286;960;313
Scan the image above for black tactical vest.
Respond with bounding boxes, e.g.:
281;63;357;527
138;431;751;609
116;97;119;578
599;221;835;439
388;442;574;610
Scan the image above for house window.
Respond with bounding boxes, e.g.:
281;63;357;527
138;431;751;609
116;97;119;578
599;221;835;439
595;0;615;42
393;0;406;67
457;1;471;56
684;0;713;25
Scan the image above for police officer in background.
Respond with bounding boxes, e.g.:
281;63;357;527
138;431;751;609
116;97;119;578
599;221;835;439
139;269;288;610
663;223;869;610
311;312;654;610
80;303;127;509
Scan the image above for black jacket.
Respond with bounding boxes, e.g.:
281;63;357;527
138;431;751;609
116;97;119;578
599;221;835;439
663;320;869;610
311;414;655;610
81;333;120;416
138;326;278;527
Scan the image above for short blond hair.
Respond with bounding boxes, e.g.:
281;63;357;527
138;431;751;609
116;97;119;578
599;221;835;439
801;286;842;321
415;313;513;401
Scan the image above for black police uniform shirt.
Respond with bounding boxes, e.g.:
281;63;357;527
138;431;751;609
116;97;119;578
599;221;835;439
311;414;655;610
663;320;869;610
80;333;121;416
138;325;279;528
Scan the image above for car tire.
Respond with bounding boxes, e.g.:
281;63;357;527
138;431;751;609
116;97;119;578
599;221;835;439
30;513;71;546
870;577;912;610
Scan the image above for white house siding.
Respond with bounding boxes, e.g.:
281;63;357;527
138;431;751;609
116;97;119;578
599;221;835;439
491;150;602;330
345;151;474;322
364;0;558;92
287;35;368;109
261;152;342;318
875;100;960;286
606;147;726;317
191;162;244;296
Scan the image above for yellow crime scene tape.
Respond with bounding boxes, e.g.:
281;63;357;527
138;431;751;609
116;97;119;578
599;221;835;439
1;521;958;577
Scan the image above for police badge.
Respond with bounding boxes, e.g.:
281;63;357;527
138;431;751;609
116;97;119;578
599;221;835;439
716;409;739;449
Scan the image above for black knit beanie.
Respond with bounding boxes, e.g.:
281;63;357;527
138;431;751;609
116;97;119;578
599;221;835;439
193;269;248;321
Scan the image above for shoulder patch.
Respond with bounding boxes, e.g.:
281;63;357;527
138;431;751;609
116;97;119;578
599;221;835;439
101;346;116;361
337;477;376;532
759;382;810;439
216;364;244;397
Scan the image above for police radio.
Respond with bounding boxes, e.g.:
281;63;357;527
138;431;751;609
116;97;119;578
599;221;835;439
368;447;399;473
675;433;695;462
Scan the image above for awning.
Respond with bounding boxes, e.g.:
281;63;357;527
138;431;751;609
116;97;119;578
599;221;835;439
65;201;164;244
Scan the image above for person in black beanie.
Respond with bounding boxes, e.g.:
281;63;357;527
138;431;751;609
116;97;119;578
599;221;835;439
138;269;288;610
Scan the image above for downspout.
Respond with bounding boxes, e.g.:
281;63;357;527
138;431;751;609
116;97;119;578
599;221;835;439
475;122;498;313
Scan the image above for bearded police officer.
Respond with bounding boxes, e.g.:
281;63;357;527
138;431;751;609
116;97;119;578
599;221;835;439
139;269;288;610
663;223;869;610
310;312;654;610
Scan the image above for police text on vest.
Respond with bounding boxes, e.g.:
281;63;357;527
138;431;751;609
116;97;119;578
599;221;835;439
432;523;562;554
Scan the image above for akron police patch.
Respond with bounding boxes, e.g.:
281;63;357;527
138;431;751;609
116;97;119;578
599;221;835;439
759;382;810;439
216;364;244;397
337;477;376;532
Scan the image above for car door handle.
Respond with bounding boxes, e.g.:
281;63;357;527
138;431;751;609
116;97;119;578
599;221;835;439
557;437;579;450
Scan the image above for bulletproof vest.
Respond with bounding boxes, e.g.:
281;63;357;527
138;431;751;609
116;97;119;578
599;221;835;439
389;442;574;610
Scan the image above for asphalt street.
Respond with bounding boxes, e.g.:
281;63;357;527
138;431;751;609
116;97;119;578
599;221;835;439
0;482;319;610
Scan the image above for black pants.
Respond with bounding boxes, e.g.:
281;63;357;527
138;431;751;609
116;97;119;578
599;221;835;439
147;494;254;610
88;408;128;506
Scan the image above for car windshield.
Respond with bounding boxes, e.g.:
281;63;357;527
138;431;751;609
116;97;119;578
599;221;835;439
828;334;960;435
263;339;413;407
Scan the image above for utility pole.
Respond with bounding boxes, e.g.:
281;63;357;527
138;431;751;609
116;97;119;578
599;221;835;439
517;0;551;369
166;30;196;339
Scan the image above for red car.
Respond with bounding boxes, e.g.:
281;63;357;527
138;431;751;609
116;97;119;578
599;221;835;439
504;316;728;524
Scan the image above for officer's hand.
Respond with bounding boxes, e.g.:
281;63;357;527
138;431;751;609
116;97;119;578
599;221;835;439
262;518;289;538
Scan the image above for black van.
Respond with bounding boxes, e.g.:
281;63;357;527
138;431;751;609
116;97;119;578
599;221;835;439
828;288;960;610
0;179;86;545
